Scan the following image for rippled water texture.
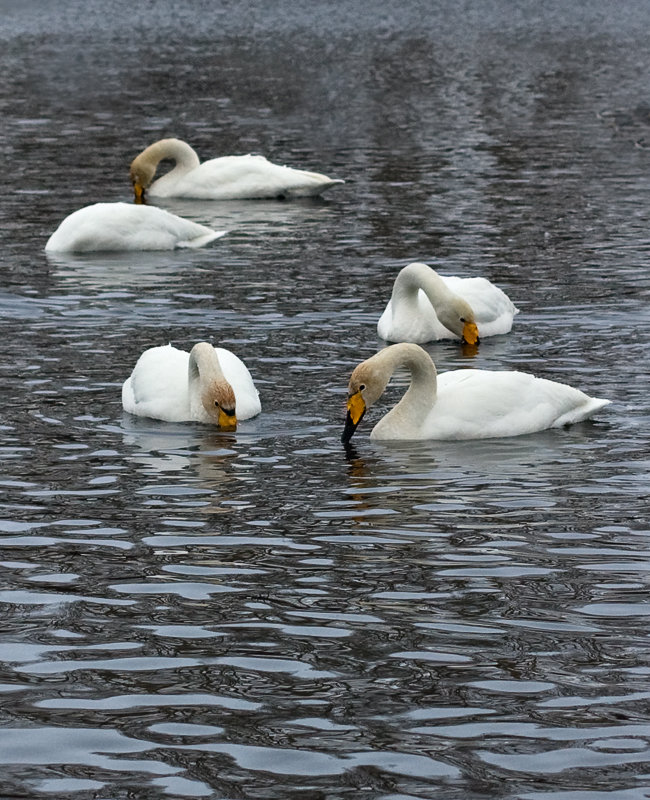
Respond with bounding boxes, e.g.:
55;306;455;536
1;1;650;798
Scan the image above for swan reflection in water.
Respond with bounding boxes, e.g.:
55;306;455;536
339;422;611;531
119;411;326;510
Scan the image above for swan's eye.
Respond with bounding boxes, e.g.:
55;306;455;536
460;317;466;323
359;384;366;391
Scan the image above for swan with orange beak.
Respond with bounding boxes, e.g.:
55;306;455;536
122;342;260;428
377;262;518;345
343;343;610;443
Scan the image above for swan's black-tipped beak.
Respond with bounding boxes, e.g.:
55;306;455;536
342;410;362;443
133;182;146;205
462;321;479;346
217;405;237;431
341;391;366;444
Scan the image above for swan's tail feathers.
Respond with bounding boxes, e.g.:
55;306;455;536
289;176;345;197
179;230;227;249
557;397;612;427
320;178;346;192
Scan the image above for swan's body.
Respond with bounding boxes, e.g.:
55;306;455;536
122;343;261;428
129;138;344;202
45;202;225;252
377;262;519;343
342;343;610;442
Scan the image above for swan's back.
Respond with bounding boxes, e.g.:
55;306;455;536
122;345;191;422
424;369;610;440
152;154;344;200
45;202;224;252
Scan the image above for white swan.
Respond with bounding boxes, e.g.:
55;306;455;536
342;343;610;442
45;202;226;252
129;138;344;202
122;343;261;428
377;262;519;344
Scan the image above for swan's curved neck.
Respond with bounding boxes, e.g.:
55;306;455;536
140;139;201;177
188;343;224;386
373;344;438;437
392;262;456;310
391;262;475;340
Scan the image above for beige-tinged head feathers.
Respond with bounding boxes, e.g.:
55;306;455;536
188;342;238;429
129;139;201;203
435;294;479;344
129;156;156;204
201;379;237;429
347;358;391;408
341;356;391;443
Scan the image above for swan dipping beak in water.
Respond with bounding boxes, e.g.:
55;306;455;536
122;342;261;428
342;343;610;443
129;138;344;203
377;262;519;345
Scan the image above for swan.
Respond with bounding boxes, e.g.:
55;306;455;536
342;343;610;442
129;138;344;202
45;202;226;252
377;262;519;344
122;343;261;428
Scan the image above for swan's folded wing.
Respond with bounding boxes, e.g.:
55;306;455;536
442;276;519;336
175;155;343;199
45;202;225;252
123;345;192;421
433;369;608;439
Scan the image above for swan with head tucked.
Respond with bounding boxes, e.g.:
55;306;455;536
342;343;610;442
45;202;226;252
122;343;261;428
377;262;519;344
129;138;344;203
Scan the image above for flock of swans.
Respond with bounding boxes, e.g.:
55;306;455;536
45;138;610;443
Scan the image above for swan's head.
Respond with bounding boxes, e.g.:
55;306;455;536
341;359;388;444
437;297;480;346
189;342;238;430
201;380;238;430
129;156;156;205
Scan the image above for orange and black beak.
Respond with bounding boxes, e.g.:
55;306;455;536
342;390;366;444
462;321;479;346
217;406;237;431
133;182;146;205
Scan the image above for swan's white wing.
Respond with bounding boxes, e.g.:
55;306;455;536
122;345;192;421
45;203;225;252
427;369;610;439
377;293;452;342
215;347;261;420
441;276;519;336
155;155;343;200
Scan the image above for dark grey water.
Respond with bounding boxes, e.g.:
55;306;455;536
1;2;650;798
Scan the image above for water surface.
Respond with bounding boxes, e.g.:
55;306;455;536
1;2;650;798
